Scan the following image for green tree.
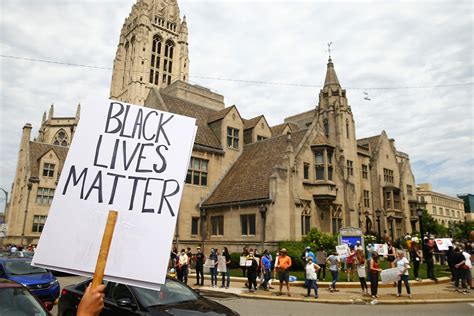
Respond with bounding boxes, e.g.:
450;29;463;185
453;220;474;240
421;209;448;237
302;228;338;252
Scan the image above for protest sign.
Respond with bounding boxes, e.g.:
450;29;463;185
217;256;227;273
435;238;453;251
32;99;196;290
381;268;400;284
336;244;350;258
373;244;388;256
239;256;247;266
204;259;215;268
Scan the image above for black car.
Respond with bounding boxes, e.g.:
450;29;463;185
59;278;239;316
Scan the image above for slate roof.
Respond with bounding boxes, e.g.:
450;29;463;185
202;129;308;207
357;135;381;152
29;142;69;178
271;122;300;136
161;94;223;150
243;115;263;130
207;106;235;124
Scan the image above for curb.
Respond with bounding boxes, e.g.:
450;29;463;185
197;289;474;305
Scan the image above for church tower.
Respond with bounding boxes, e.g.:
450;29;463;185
316;57;361;227
110;0;190;105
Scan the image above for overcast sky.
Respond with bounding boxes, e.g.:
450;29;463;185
0;0;472;209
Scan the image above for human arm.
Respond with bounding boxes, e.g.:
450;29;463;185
77;283;106;316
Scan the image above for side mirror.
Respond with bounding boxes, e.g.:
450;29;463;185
43;301;54;311
117;298;137;310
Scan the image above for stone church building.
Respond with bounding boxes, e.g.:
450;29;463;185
5;0;420;252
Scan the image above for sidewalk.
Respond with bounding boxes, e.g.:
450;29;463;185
187;275;474;305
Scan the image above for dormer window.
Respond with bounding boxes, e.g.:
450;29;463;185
227;127;239;149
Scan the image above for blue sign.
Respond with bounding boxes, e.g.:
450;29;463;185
341;236;362;248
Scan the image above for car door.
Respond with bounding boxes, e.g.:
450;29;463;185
102;282;141;316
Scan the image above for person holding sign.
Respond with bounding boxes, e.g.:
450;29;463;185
177;249;189;284
369;252;382;298
275;248;292;296
246;252;259;293
326;251;340;293
221;247;231;289
209;248;219;288
304;257;320;298
77;283;105;316
355;249;368;295
396;250;412;298
194;247;205;286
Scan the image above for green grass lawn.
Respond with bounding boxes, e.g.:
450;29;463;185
227;261;450;282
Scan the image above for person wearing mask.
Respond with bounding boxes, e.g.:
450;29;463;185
370;252;382;298
304;257;320;298
241;247;249;277
221;247;231;289
246;252;259;293
261;250;272;290
423;237;437;282
452;246;469;293
316;248;327;281
355;240;363;252
275;248;292;296
301;246;316;287
461;247;472;290
355;249;368;295
346;246;356;282
209;248;218;288
396;250;412;298
194;247;205;286
386;241;396;269
410;240;423;281
177;249;189;284
326;251;340;292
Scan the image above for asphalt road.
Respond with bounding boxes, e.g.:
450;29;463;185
53;276;474;316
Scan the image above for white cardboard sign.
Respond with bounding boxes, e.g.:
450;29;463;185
336;244;350;259
434;238;453;251
217;256;227;273
373;244;388;256
32;99;196;290
381;267;400;284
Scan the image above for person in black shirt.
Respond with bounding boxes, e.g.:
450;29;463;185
221;247;232;288
246;252;259;293
422;237;437;282
194;247;205;286
452;246;469;293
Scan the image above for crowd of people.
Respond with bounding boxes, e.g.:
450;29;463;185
168;235;473;298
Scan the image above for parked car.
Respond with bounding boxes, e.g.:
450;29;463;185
12;251;35;258
59;278;239;316
0;258;60;302
0;278;52;315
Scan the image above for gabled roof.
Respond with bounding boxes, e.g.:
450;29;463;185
243;115;264;130
29;142;69;177
357;135;381;151
161;94;223;150
207;105;238;124
202;129;307;207
271;122;300;136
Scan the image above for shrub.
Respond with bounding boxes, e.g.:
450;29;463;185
302;228;338;252
229;252;242;269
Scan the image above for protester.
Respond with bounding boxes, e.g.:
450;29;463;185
246;252;259;293
275;248;292;296
77;283;105;316
177;249;189;284
241;247;249;277
316;248;327;281
461;247;472;290
261;250;272;290
410;239;423;281
346;246;356;282
355;249;368;295
326;251;340;292
10;245;17;253
221;247;231;289
304;257;320;298
386;241;396;268
452;246;469;293
366;243;374;261
194;246;205;286
355;240;363;251
446;245;455;282
170;247;178;268
423;237;437;282
301;246;316;287
369;252;382;298
396;250;412;298
272;250;280;289
209;248;218;288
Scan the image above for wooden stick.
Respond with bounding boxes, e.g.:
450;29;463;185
91;210;118;290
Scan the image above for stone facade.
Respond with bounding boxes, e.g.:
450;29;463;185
110;0;189;105
417;183;465;227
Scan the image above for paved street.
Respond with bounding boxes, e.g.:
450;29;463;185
212;297;474;316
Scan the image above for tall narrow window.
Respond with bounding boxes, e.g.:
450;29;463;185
53;129;68;147
362;164;368;179
185;157;208;186
346;160;353;177
301;200;311;236
122;41;129;89
191;217;199;235
32;215;47;233
315;151;324;180
303;163;310;180
240;214;256;235
211;216;224;236
149;35;162;85
363;190;370;207
327;149;334;181
383;168;394;183
385;191;392;209
163;40;174;85
406;185;413;196
323;119;329;138
346;119;350;138
227;127;239;149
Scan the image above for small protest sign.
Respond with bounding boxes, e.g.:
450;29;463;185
434;238;453;251
336;244;350;258
381;268;400;284
32;99;196;290
204;259;215;268
217;256;227;273
239;256;247;267
373;244;388;256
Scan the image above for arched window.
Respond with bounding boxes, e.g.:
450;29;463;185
149;35;162;85
346;119;350;139
122;41;130;89
53;129;69;147
323;119;329;138
163;40;174;85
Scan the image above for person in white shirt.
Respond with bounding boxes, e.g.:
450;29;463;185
396;250;412;298
304;258;320;298
462;250;472;289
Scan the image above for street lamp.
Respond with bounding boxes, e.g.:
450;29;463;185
387;215;394;241
416;196;426;238
358;207;362;228
259;204;268;250
20;177;39;246
364;210;370;235
375;208;382;243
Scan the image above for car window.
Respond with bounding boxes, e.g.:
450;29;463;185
133;280;198;307
111;283;135;302
0;287;48;316
4;261;47;275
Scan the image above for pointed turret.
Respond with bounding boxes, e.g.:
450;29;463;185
324;57;340;88
48;104;54;120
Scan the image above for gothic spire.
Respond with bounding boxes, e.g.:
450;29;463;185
324;57;341;88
